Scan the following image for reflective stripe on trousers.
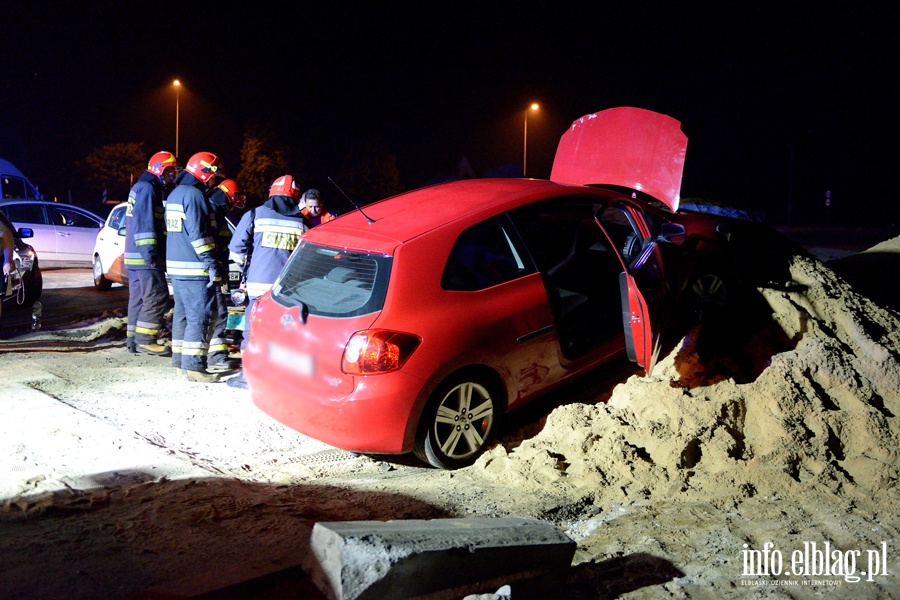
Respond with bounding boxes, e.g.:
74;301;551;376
170;278;216;372
127;269;170;346
207;286;230;365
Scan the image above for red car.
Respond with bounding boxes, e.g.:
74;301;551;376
244;108;732;468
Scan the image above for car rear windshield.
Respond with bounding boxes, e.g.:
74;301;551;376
271;240;392;318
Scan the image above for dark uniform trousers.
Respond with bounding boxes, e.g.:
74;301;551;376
207;283;230;366
127;269;170;347
241;295;259;352
171;279;216;372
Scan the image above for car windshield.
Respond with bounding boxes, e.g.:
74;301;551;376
272;240;392;318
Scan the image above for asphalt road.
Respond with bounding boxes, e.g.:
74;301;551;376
0;268;128;340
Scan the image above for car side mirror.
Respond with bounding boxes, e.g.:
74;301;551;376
17;227;34;239
658;222;686;245
117;226;127;237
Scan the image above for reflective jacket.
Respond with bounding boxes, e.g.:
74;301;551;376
124;171;167;270
165;174;218;281
229;196;307;298
300;206;337;228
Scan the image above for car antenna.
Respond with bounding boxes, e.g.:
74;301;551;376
327;176;375;224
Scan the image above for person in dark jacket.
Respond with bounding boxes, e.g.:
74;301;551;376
124;151;178;355
205;177;245;371
165;151;224;383
226;174;307;388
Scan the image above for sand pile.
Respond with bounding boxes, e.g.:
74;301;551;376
472;234;900;511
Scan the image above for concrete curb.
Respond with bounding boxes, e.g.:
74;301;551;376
306;517;576;600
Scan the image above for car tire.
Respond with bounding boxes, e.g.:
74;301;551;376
93;256;113;291
414;372;502;470
687;268;729;320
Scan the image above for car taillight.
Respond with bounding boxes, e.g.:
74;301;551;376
342;330;421;375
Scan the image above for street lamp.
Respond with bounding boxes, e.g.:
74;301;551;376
523;103;539;177
173;79;181;158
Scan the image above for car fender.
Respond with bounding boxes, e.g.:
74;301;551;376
401;360;509;451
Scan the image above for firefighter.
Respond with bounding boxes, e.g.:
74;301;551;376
165;151;224;382
205;177;245;371
124;151;178;355
226;174;308;389
299;188;337;228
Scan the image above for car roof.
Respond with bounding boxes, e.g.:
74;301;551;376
304;178;606;254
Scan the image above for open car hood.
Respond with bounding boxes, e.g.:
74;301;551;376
550;107;687;212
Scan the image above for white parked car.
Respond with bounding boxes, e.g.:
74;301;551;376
92;202;128;290
92;201;238;297
0;200;104;268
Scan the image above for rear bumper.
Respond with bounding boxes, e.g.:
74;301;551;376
245;348;426;454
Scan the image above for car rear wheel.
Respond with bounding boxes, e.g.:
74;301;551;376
414;373;501;470
93;256;112;291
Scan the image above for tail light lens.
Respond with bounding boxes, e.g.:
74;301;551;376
342;329;421;375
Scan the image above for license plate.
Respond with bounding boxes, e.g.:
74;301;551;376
229;271;240;281
268;342;314;377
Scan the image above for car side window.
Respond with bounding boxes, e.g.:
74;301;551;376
111;206;127;230
51;207;99;228
2;176;28;199
442;215;533;291
2;204;48;225
596;203;645;266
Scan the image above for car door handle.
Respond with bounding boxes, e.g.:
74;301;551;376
517;324;555;344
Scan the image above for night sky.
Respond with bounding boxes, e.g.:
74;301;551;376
2;2;897;225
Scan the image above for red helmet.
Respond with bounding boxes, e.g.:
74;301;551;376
216;178;246;209
269;174;301;200
185;151;223;183
147;151;178;176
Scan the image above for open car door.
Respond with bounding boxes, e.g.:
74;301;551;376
551;106;689;374
594;203;667;375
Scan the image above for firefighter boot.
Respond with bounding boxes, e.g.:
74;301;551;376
185;369;221;383
137;343;172;357
208;358;240;373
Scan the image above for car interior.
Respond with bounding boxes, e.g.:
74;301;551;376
509;198;632;360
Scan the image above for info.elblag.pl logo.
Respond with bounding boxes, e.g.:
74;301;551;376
742;541;889;584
